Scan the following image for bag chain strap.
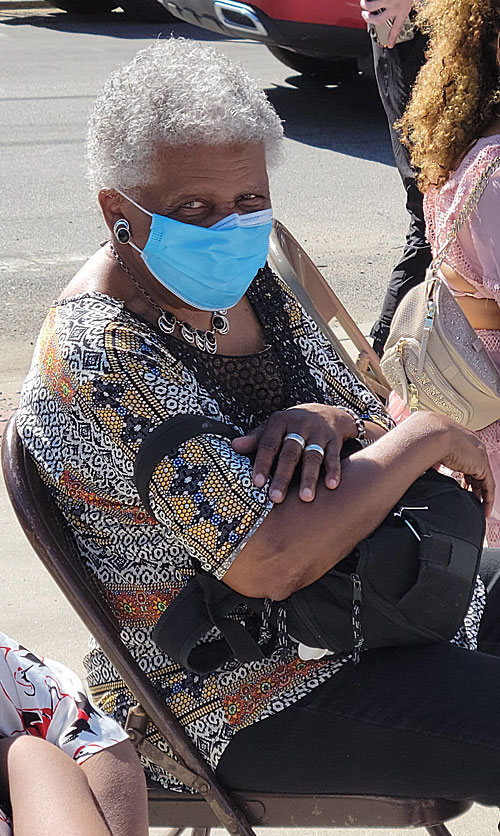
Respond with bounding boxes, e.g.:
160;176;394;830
431;155;500;275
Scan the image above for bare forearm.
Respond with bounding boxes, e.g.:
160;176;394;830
225;413;468;599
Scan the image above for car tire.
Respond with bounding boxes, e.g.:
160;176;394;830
120;0;177;21
267;46;358;81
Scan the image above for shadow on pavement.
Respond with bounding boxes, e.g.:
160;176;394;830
0;9;226;39
265;74;394;165
1;9;393;165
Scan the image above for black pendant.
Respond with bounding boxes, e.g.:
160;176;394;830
212;311;229;335
157;309;228;354
181;322;196;344
195;329;207;351
205;332;218;354
158;311;176;334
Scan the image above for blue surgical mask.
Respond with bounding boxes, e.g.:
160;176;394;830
116;190;273;311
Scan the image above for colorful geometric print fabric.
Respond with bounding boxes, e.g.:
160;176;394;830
17;267;395;790
0;630;129;835
149;434;273;578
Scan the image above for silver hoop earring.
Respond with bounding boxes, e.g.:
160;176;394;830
113;218;131;244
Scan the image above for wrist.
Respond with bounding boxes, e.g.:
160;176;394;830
404;411;455;459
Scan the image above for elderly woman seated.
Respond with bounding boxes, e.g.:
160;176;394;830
16;38;500;807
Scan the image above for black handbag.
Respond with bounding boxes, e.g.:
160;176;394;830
135;416;486;673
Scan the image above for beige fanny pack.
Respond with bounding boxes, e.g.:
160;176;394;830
381;156;500;431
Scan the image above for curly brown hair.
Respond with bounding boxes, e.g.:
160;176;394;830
398;0;500;192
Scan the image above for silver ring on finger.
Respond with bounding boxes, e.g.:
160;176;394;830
304;443;325;461
284;432;306;451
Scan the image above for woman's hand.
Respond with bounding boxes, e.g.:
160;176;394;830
359;0;413;48
232;404;360;503
406;412;495;516
437;419;496;517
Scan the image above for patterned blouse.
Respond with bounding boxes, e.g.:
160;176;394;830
17;266;394;789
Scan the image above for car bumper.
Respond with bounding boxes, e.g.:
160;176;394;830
165;0;371;59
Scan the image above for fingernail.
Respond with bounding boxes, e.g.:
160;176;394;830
269;489;282;502
327;478;338;489
301;488;313;501
253;473;266;488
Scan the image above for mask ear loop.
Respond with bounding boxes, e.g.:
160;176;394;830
112;188;153;254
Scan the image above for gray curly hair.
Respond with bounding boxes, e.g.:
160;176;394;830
87;38;284;193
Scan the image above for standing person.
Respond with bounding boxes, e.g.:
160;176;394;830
0;630;148;836
395;0;500;544
360;0;431;356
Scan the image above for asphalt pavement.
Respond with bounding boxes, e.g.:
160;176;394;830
0;5;497;833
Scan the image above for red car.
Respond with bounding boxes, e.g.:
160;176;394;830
164;0;371;76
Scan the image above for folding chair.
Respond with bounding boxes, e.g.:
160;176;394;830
269;220;391;402
1;415;472;835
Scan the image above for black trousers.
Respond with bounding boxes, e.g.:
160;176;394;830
216;550;500;805
369;30;432;356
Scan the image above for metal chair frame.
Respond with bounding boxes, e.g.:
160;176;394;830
1;224;471;834
269;220;391;402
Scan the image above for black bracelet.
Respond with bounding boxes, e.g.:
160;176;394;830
336;406;367;441
358;437;375;448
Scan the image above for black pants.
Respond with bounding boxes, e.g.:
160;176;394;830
216;550;500;805
369;30;432;356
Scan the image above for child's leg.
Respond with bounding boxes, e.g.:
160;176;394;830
81;739;149;836
0;742;11;836
4;735;147;836
6;735;112;835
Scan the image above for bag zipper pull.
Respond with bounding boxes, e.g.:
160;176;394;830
351;573;364;665
393;505;429;541
394;505;429;517
408;383;419;412
396;340;409;405
417;298;436;377
395;341;419;411
404;519;422;541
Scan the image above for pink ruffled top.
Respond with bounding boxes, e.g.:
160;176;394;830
424;136;500;302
